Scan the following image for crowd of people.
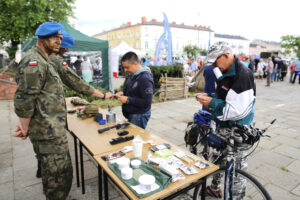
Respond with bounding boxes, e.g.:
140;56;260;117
63;55;103;83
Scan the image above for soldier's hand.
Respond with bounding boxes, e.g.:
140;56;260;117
117;96;128;104
105;92;114;99
13;124;28;140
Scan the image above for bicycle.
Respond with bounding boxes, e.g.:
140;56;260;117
188;118;276;200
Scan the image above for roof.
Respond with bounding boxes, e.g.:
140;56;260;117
250;43;266;48
214;33;248;41
252;39;281;45
93;20;213;37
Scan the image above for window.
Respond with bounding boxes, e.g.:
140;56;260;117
145;42;148;49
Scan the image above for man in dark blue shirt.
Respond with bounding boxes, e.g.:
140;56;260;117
115;52;154;129
202;65;216;111
275;57;283;81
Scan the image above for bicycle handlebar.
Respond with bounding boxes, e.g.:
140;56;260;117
231;119;276;145
231;121;246;131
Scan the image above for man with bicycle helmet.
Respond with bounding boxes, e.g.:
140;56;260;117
195;41;256;198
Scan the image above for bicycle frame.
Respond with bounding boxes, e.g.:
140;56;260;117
224;160;234;200
200;128;239;200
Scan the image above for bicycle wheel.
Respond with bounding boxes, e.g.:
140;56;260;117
193;168;272;200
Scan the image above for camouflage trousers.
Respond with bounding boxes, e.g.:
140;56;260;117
211;128;249;199
31;135;73;200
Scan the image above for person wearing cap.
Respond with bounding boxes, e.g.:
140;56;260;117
13;22;111;200
195;41;256;198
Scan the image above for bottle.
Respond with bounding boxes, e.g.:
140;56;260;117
132;135;143;158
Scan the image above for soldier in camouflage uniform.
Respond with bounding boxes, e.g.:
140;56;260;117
13;22;111;200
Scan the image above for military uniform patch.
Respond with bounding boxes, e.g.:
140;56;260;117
29;61;38;66
63;62;67;66
133;82;138;88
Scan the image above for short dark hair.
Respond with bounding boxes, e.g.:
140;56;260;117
121;51;139;64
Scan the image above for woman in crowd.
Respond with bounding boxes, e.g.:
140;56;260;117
80;56;93;83
257;59;265;80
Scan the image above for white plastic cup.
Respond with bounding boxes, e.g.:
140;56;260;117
117;157;130;170
132;135;143;157
131;159;141;169
139;174;155;190
121;167;133;180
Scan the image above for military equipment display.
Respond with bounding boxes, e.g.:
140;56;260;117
109;135;134;145
71;97;89;106
106;106;116;123
77;104;99;119
98;123;130;134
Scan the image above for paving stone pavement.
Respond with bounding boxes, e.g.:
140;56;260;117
1;77;300;200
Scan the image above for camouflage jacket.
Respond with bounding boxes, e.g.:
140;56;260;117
49;54;94;95
14;46;94;141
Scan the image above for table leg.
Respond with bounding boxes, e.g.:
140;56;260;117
79;142;85;194
98;165;102;200
72;134;80;187
201;177;207;200
104;170;109;200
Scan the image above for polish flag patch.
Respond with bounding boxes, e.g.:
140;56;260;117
63;62;67;66
29;61;38;66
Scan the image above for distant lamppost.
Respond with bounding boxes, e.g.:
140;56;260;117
197;12;200;49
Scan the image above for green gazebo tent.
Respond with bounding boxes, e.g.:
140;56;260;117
22;21;110;90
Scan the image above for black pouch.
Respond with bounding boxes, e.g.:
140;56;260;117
207;133;227;149
184;122;201;146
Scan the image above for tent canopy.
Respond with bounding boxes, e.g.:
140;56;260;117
112;41;146;57
21;21;110;90
22;21;108;52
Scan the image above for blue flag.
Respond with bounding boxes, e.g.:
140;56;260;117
154;13;173;66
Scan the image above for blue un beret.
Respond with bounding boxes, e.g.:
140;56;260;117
61;31;74;48
35;22;64;37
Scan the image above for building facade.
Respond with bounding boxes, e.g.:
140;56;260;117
93;17;214;57
214;33;250;55
249;39;281;57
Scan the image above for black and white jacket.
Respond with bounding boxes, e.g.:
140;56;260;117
208;58;256;127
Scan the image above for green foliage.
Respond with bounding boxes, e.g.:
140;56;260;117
91;99;122;109
149;65;184;88
199;48;208;56
281;35;300;58
0;68;16;76
0;0;75;59
183;45;207;58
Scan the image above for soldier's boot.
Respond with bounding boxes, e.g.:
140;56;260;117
36;160;41;178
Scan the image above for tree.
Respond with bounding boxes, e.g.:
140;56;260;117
183;44;207;58
281;35;300;58
183;45;199;59
199;48;207;56
0;0;75;59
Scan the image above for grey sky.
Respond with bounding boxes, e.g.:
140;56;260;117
73;0;299;42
